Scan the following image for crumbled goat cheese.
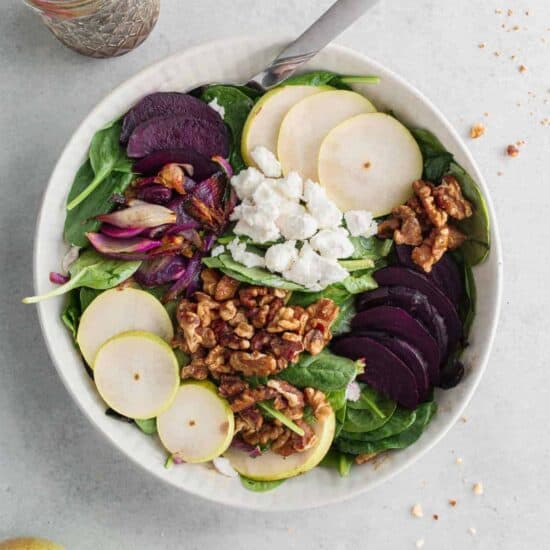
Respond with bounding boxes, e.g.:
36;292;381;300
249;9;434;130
345;381;361;402
310;227;354;259
230;167;264;200
279;211;319;240
265;241;298;273
211;245;225;257
274;171;303;201
208;98;225;119
251;145;282;178
227;238;265;268
344;210;378;237
212;456;238;478
303;179;343;229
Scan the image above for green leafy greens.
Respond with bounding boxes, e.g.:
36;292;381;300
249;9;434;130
282;70;380;89
240;476;285;492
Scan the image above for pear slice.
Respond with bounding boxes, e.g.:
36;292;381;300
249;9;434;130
318;112;423;216
277;90;376;181
241;85;327;166
77;287;173;366
157;381;235;463
225;409;335;481
93;331;179;420
0;539;64;550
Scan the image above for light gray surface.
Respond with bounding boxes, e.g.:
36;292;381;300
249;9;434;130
0;0;548;548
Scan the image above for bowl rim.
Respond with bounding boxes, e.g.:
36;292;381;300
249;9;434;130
33;35;503;510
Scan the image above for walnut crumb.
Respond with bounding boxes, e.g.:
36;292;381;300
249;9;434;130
433;514;439;521
449;499;457;507
494;50;501;57
470;123;486;139
478;42;486;48
411;504;423;518
460;416;468;423
512;25;520;31
456;457;464;464
469;527;477;536
497;171;503;176
495;8;502;14
473;482;484;495
483;112;489;117
507;8;513;16
519;64;528;73
416;539;425;549
506;144;520;157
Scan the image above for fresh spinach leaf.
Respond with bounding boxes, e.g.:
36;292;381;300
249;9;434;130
245;375;269;388
135;418;157;435
258;401;304;436
340;271;377;294
334;403;346;438
289;285;351;307
61;289;82;340
80;287;102;311
340;407;416;442
240;476;285;492
23;250;141;303
67;121;128;210
339;258;375;271
278;350;356;391
64;166;134;247
200;85;255;173
321;449;354;476
282;71;379;89
325;388;346;411
331;297;356;336
342;387;397;433
410;128;453;181
173;348;190;368
303;405;316;426
348;236;393;260
335;400;437;455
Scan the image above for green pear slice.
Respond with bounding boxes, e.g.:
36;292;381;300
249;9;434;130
277;90;376;181
157;381;235;463
93;331;179;420
318;112;423;216
225;409;335;481
0;539;64;550
241;85;327;166
77;287;173;366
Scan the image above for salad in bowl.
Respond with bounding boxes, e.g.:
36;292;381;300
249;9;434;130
26;59;491;495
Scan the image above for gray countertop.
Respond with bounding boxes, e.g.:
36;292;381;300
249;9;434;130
1;1;548;548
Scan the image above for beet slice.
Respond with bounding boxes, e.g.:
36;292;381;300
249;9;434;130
351;306;441;386
127;115;229;159
374;267;462;353
357;286;449;359
353;330;431;401
395;245;462;308
133;148;218;182
121;92;223;143
332;336;420;409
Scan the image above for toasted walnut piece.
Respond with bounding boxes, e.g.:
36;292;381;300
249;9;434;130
250;330;271;351
392;205;424;245
355;452;378;465
219;299;237;321
269;427;292;452
230;386;277;412
195;292;219;327
270;334;304;362
201;268;221;296
235;407;264;434
214;275;240;301
267;306;301;333
243;422;286;447
470;123;486;139
434;176;473;220
181;357;209;380
259;294;275;306
306;299;339;328
218;374;249;398
249;305;270;328
234;321;254;339
412;226;450;272
267;379;305;408
196;326;217;348
239;286;268;307
304;388;332;420
229;351;278;376
303;328;326;355
273;288;289;299
377;217;400;239
274;420;318;456
227;309;248;327
204;345;226;368
506;144;520;157
178;310;202;353
447;225;467;250
413;180;448;228
176;298;197;324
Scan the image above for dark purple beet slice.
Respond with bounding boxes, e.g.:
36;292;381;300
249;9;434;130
121;92;222;143
133;148;218;182
351;306;441;386
374;267;462;353
351;330;431;401
332;336;420;409
357;286;449;359
395;245;462;308
127;115;229;159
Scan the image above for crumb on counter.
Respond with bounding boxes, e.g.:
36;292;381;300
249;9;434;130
460;416;468;423
497;171;503;176
473;482;484;495
506;144;520;157
433;514;439;521
507;8;513;16
478;42;486;48
456;457;464;464
494;50;501;57
449;499;457;507
469;527;477;536
519;64;528;73
416;539;425;549
411;504;424;518
470;123;486;139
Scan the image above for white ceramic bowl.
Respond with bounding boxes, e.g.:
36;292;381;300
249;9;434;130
33;36;503;510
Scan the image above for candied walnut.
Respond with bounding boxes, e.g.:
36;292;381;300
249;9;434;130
303;329;326;355
234;321;254;339
304;388;332;420
229;351;278;376
242;422;285;446
267;379;305;409
355;453;378;465
377;217;400;239
235;407;263;432
447;225;467;250
273;420;318;456
204;345;226;368
250;330;271;352
265;298;285;325
433;176;473;220
267;306;301;333
218;374;249;398
239;286;268;307
270;427;292;452
412;180;448;228
230;386;278;413
196;326;216;348
507;144;520;157
392;205;424;245
201;268;221;296
248;305;270;328
214;275;240;301
181;356;209;380
269;334;304;362
412;226;449;272
195;292;219;327
178;310;202;353
219;299;237;321
227;309;248;327
306;298;339;341
273;288;289;299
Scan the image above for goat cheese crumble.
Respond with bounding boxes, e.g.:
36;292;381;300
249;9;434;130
250;145;282;178
344;210;378;237
208;98;225;119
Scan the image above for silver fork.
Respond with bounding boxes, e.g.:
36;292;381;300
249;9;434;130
249;0;381;90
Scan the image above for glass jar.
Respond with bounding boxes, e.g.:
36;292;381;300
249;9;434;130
25;0;160;58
